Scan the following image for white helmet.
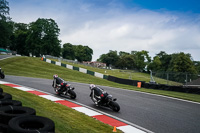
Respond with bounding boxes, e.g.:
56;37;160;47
53;74;58;79
89;84;96;90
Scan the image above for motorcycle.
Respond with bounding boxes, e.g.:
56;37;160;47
53;83;76;99
90;89;120;112
0;68;5;79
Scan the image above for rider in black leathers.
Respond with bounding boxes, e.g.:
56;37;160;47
89;84;108;106
52;74;67;93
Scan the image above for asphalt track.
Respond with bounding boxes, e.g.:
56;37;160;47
1;75;200;133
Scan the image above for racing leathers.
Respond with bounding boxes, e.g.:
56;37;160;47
90;86;108;105
52;77;67;93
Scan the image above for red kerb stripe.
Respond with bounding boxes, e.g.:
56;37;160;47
92;115;127;127
55;100;82;108
27;91;48;95
3;84;21;87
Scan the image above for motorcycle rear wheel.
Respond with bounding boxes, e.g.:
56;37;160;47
109;101;120;112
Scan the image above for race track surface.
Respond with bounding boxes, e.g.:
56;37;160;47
1;75;200;133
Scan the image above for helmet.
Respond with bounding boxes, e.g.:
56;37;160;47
53;74;58;79
89;84;96;90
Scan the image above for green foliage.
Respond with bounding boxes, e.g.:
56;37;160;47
26;18;61;57
10;23;29;55
0;0;9;20
74;45;93;62
132;50;151;71
194;61;200;73
0;0;12;48
62;43;75;60
115;54;135;69
97;50;119;67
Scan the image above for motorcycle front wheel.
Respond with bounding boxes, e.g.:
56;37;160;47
109;101;120;112
1;74;5;79
68;90;76;99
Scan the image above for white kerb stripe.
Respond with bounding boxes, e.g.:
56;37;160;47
117;125;147;133
67;64;73;69
72;107;102;116
39;95;63;101
56;61;61;66
79;68;87;73
46;59;51;63
94;72;104;79
14;87;33;91
0;81;10;84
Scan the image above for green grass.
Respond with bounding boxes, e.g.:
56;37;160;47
1;85;121;133
49;58;180;85
0;56;200;103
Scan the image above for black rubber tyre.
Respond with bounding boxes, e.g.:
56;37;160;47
0;100;22;107
0;123;8;133
0;106;36;124
8;115;55;133
109;101;120;112
1;74;5;79
0;88;3;93
69;90;76;99
0;93;12;101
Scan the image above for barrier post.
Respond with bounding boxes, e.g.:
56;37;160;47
137;82;141;88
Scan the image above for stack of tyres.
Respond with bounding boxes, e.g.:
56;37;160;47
0;93;12;101
0;87;55;133
0;87;3;93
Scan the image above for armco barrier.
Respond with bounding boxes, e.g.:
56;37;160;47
107;75;145;87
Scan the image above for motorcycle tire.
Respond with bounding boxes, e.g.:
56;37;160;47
0;74;5;79
109;101;120;112
0;106;36;125
68;90;76;99
0;88;3;93
8;115;55;133
0;93;12;101
0;123;8;133
0;100;22;107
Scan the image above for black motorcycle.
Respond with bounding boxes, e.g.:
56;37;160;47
53;83;76;99
0;69;5;79
90;90;120;112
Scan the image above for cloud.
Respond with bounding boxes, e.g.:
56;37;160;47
9;0;200;61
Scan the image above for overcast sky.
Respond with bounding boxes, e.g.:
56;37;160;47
9;0;200;61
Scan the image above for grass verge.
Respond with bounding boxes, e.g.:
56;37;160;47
1;84;122;133
0;56;199;103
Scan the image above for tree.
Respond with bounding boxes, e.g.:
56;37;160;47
74;45;93;62
156;51;172;71
132;50;151;71
115;54;135;69
148;56;162;71
10;23;29;55
168;52;197;73
0;0;9;20
168;52;197;83
194;61;200;74
97;50;119;67
26;18;61;57
62;43;75;60
0;0;12;48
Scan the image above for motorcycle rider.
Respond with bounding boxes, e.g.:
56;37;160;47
52;74;67;93
89;84;108;106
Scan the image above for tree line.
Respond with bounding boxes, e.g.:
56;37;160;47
0;0;93;62
97;50;200;73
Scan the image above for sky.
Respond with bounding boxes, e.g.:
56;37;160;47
8;0;200;61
